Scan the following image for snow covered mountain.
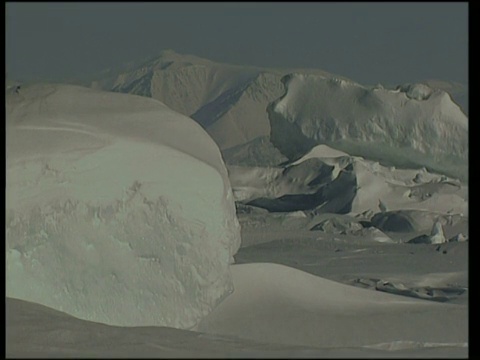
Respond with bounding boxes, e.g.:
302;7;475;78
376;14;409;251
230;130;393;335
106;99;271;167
88;50;341;152
88;51;468;174
268;74;468;181
6;83;241;329
91;50;260;118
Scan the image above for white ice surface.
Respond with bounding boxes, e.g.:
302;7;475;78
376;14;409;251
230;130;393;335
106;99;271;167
6;83;241;328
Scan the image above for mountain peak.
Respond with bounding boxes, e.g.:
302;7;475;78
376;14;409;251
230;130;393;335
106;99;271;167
159;48;178;56
151;49;213;66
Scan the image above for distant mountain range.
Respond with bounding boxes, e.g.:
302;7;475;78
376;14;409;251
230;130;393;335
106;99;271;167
85;50;344;153
74;50;468;177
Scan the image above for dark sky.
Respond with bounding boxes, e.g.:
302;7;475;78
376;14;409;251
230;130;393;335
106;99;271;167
6;2;468;86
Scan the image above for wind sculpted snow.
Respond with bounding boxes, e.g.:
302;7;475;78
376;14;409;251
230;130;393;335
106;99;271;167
268;74;468;181
198;263;467;349
228;144;467;219
6;83;241;329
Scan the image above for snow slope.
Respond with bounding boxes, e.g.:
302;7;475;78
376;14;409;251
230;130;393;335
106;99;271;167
194;72;287;149
91;49;259;117
6;83;241;329
7;293;467;358
6;298;329;358
268;74;468;181
198;263;467;349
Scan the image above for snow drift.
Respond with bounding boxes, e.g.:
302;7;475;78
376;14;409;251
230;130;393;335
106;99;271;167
268;74;468;181
6;84;241;329
199;263;467;349
228;144;467;218
6;297;332;358
7;295;467;358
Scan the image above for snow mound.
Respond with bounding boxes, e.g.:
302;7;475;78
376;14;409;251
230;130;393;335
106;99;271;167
6;84;241;329
268;74;468;181
229;149;467;219
199;263;467;349
7;295;467;358
229;158;357;213
5;297;335;358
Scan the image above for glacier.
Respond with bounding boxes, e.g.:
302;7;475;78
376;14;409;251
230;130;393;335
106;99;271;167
268;74;468;181
6;83;241;329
